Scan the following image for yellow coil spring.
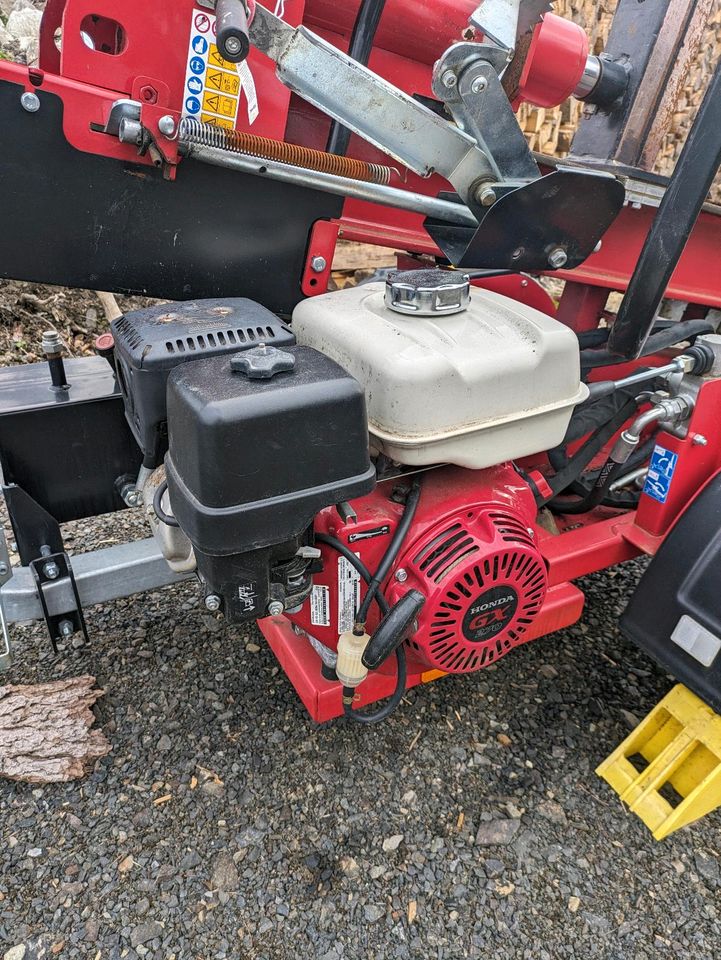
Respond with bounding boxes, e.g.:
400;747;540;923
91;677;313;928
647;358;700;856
180;117;393;185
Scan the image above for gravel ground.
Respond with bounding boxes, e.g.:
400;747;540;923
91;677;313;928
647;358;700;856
1;505;720;960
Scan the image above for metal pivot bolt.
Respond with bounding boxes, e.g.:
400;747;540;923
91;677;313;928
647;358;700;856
205;594;222;612
58;619;75;639
158;115;177;137
43;561;60;580
548;247;568;269
476;185;497;207
471;76;488;94
693;435;708;446
310;256;327;273
268;600;285;617
394;569;408;583
441;69;457;88
20;92;40;113
225;36;243;56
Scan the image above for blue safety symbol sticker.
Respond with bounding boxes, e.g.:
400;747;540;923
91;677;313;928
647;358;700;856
187;76;203;95
189;56;206;75
185;96;201;115
644;444;679;504
191;35;209;55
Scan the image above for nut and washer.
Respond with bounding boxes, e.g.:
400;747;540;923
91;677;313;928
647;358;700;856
268;600;285;617
158;115;177;137
441;69;458;89
394;569;408;583
471;76;488;94
310;256;327;273
59;619;75;639
20;92;40;113
548;247;568;269
205;594;222;612
43;561;60;580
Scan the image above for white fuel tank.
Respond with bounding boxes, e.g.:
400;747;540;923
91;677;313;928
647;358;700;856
292;271;588;469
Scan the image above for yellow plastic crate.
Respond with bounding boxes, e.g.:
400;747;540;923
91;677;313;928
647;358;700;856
596;684;721;840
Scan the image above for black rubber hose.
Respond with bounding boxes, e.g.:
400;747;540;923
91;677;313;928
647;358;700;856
315;532;406;724
581;319;715;371
326;0;386;156
539;396;639;507
153;479;179;528
355;478;422;624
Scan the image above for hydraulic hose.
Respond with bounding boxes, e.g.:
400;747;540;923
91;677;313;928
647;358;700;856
581;319;715;371
326;0;387;156
539;396;639;508
355;478;422;625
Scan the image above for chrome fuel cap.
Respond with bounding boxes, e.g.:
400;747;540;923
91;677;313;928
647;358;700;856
385;269;471;316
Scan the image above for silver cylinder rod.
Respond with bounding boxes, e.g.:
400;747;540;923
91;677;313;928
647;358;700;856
184;142;479;228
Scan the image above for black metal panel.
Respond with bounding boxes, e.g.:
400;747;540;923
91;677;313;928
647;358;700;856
0;357;142;522
425;169;624;270
0;78;343;316
621;474;721;712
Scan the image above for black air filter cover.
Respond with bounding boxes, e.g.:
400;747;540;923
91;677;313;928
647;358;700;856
165;345;375;556
111;298;295;466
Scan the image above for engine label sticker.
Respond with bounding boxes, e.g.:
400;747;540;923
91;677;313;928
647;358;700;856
310;585;330;628
462;586;519;643
644;445;679;505
184;8;259;128
337;556;361;635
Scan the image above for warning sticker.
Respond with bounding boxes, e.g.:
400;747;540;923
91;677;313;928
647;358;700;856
644;444;679;504
338;556;361;635
203;91;237;118
310;585;330;627
206;69;241;95
183;8;260;127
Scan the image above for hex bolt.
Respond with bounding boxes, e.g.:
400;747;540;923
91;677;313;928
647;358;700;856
225;36;243;56
548;247;568;269
268;600;285;617
310;256;327;273
158;115;177;137
205;594;222;612
43;561;60;580
58;620;75;639
471;76;488;94
476;185;497;207
394;569;408;583
441;69;458;89
693;434;708;446
20;91;40;113
42;329;63;357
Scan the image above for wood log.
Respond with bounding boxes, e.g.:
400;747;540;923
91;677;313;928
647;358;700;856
0;676;110;782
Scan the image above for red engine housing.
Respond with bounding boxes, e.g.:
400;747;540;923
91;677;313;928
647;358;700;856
288;463;548;675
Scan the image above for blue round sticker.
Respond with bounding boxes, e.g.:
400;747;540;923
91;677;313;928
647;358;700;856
189;56;205;75
187;76;203;95
185;96;201;115
191;35;209;55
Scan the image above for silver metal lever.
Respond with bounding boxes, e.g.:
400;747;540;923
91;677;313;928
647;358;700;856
249;4;496;206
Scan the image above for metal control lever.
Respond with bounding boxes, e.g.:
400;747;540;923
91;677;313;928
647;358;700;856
216;0;252;63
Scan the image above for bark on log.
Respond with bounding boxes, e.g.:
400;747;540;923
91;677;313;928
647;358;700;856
0;676;111;782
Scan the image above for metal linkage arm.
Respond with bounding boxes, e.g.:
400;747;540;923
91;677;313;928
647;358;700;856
249;4;495;206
